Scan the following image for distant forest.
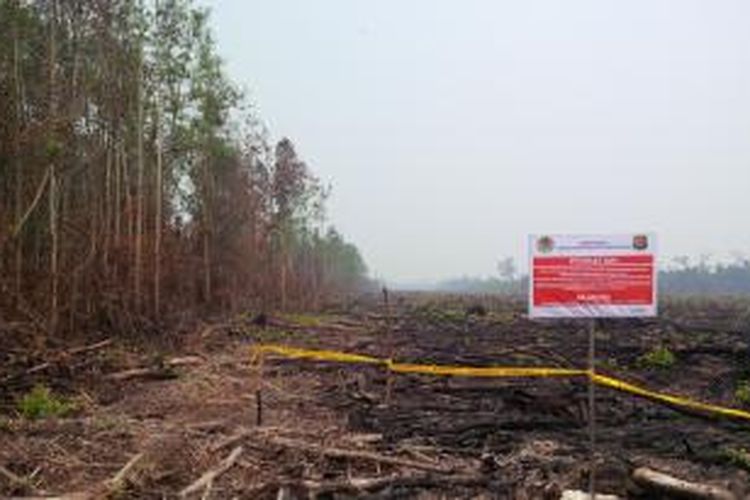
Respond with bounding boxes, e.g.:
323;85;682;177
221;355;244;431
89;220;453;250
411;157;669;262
0;0;370;334
434;256;750;295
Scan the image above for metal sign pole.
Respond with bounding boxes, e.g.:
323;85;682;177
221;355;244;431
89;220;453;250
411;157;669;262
253;351;265;426
383;286;394;405
588;318;597;499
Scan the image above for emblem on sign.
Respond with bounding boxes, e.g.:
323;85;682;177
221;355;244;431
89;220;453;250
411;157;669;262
537;236;554;253
633;234;648;250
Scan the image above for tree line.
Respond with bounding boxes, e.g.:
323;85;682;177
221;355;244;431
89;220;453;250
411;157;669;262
433;256;750;296
0;0;370;334
658;256;750;295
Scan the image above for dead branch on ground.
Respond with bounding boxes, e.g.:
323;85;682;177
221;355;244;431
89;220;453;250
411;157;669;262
255;435;459;474
179;446;244;498
632;467;735;500
289;471;489;496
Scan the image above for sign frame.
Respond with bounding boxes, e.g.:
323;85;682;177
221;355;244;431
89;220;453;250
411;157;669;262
528;233;658;319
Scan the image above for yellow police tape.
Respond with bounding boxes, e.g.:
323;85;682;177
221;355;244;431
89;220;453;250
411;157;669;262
590;373;750;421
254;344;383;365
251;343;750;422
389;362;586;378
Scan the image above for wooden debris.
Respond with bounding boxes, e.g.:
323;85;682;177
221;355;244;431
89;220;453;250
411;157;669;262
0;464;33;493
67;339;114;357
258;435;458;473
199;322;232;339
294;472;489;495
179;446;244;498
187;420;227;433
106;452;144;492
632;467;735;500
560;490;621;500
10;495;91;500
210;427;253;453
342;433;383;447
3;338;113;382
166;356;204;367
106;355;201;382
106;367;176;381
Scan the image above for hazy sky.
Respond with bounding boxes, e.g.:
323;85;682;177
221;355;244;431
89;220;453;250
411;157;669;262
205;0;750;283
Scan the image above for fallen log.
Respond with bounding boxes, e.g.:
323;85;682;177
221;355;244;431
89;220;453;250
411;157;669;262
179;446;243;498
210;427;253;453
199;322;232;338
257;435;458;474
294;472;489;495
0;464;34;494
166;356;204;367
342;433;384;447
560;490;621;500
187;419;228;433
3;339;114;382
632;467;735;500
67;339;114;356
105;356;202;382
105;367;176;382
7;453;145;500
8;496;90;500
106;452;144;492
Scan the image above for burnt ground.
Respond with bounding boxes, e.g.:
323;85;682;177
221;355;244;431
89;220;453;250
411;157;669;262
1;294;750;498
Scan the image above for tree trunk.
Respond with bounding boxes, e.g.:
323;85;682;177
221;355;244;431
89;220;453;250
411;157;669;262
154;105;163;315
203;223;212;304
103;139;111;274
48;0;59;334
13;0;24;300
202;158;212;305
134;55;145;313
49;165;58;333
280;234;288;311
114;143;121;250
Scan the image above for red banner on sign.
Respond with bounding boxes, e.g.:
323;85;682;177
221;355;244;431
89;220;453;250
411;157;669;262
528;234;657;318
533;255;654;306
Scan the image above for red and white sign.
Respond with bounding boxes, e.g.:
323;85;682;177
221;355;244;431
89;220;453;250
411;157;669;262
529;233;657;318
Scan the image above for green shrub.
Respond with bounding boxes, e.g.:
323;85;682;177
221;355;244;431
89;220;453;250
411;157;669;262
443;309;469;322
282;313;320;327
18;385;75;420
280;313;341;328
637;345;675;369
45;138;63;159
599;357;620;371
0;416;12;432
735;381;750;405
257;329;301;343
722;447;750;471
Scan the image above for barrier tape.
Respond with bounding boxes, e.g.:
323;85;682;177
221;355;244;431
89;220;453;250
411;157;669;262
253;344;383;365
590;373;750;421
390;362;586;378
251;343;750;422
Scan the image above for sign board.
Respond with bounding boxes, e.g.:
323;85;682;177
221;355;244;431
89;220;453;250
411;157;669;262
529;233;657;318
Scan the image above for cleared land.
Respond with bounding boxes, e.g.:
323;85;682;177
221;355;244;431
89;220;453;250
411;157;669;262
2;294;750;498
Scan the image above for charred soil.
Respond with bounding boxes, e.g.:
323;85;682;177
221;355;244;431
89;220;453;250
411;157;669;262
1;295;750;498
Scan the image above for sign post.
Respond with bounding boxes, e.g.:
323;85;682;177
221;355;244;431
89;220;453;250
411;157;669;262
528;233;657;498
382;286;395;405
587;318;596;497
